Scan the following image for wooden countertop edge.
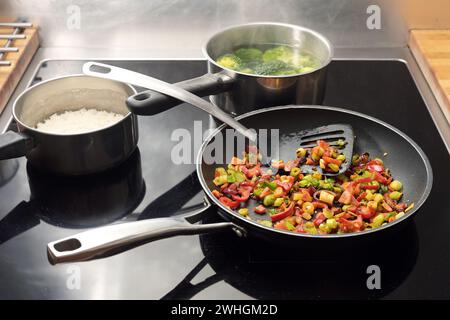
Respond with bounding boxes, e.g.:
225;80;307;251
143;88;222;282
0;27;40;115
409;30;450;124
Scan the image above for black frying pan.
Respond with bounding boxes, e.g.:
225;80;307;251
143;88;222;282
47;105;432;263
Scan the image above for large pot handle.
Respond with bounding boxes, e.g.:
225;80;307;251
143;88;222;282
0;131;32;160
126;73;234;116
47;199;246;264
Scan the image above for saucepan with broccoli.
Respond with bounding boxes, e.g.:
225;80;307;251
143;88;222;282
127;22;333;117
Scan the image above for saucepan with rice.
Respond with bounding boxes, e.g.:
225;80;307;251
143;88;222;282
0;75;138;175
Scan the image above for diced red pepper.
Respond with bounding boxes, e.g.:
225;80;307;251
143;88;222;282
317;140;330;149
259;187;272;199
232;186;252;202
357;191;367;202
346;206;358;213
313;201;328;209
338;216;364;232
221;183;238;195
313;212;326;227
254;205;267;214
338;190;353;205
240;181;255;187
373;172;389;185
270;202;295;222
353;177;372;184
212;190;222;199
219;197;239;209
274;220;287;230
357;206;376;219
274;187;284;198
367;164;384;173
381;202;393;212
323;156;342;165
361;184;379;190
295;224;306;233
276;176;294;192
245;164;261;178
367;159;384;166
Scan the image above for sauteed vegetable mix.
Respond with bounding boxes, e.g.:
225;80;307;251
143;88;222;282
211;140;414;234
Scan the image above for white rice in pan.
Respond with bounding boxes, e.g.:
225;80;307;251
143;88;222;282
36;108;124;134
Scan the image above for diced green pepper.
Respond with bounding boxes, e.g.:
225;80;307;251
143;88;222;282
215;167;227;176
299;179;310;187
227;174;236;183
274;197;284;207
336;139;346;148
213;175;228;186
296;148;307;158
328;163;340;172
263;194;276;206
371;214;385;228
290;167;301;177
238;208;249;216
389;191;402;200
285;220;295;231
389;180;403;191
263;181;278;190
235;171;246;183
258;220;273;227
326;218;338;229
253;187;263;197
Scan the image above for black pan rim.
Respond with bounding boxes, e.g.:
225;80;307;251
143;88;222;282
196;105;433;239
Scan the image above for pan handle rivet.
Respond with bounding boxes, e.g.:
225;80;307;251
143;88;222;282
232;227;246;238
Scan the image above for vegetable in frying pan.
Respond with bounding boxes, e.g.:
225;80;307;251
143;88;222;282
212;140;413;235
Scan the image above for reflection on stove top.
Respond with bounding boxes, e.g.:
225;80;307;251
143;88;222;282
163;209;418;300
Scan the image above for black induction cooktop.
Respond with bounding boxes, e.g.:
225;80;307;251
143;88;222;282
0;59;449;299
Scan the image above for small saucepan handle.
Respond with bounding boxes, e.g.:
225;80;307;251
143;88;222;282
126;73;234;116
47;201;246;264
0;131;33;160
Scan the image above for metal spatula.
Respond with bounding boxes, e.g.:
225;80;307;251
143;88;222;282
297;123;354;176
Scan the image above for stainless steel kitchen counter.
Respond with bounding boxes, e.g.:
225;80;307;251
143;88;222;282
2;46;449;154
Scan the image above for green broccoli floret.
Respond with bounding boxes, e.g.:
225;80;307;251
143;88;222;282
262;46;294;64
254;60;291;75
234;48;263;63
216;54;242;70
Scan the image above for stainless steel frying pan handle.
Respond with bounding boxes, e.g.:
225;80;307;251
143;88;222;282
47;204;245;264
82;62;257;142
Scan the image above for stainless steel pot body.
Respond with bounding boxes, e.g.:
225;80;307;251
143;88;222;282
126;22;333;116
0;75;138;175
204;22;332;115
